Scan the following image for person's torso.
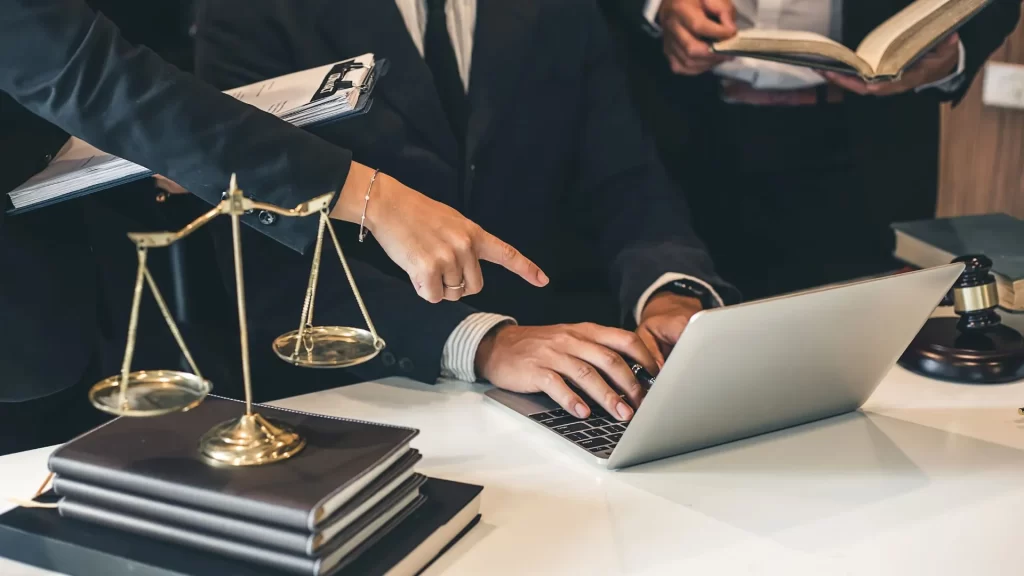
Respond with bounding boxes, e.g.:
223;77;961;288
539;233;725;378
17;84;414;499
230;0;621;325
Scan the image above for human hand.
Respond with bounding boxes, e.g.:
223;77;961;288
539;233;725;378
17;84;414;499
636;293;702;367
475;323;660;421
153;175;188;195
823;33;960;96
658;0;737;75
332;162;548;303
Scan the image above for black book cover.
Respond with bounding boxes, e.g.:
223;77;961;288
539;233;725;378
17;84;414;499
53;450;423;556
59;476;425;576
48;396;418;531
0;477;483;576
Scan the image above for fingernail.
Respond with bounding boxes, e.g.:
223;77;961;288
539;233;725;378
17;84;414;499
538;270;550;285
616;402;633;421
657;359;665;370
573;402;589;419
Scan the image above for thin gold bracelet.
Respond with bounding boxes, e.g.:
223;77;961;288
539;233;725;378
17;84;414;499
358;169;380;243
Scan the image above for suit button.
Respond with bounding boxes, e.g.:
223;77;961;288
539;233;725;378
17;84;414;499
381;352;396;367
258;210;277;225
43;154;53;162
398;358;414;372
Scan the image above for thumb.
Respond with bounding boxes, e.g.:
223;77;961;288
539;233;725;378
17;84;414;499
703;0;737;31
648;315;688;351
636;325;666;370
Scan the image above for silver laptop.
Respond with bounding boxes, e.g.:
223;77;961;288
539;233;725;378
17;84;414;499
485;264;963;470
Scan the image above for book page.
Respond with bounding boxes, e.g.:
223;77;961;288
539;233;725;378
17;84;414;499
226;64;338;115
714;30;871;76
717;29;844;47
12;140;118;191
856;0;952;70
874;0;992;76
224;53;373;115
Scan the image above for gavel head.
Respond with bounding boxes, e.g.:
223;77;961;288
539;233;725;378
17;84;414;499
951;254;1001;331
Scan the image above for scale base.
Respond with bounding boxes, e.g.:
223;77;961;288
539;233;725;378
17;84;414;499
199;413;306;466
272;326;382;368
89;371;211;417
899;317;1024;384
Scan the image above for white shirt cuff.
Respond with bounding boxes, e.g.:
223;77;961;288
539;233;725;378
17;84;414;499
916;40;966;93
439;313;517;382
633;273;724;325
643;0;662;35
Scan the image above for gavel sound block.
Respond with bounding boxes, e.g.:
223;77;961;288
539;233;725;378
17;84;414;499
899;255;1024;384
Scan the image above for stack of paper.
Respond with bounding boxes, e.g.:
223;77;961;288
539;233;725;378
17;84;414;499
8;53;379;213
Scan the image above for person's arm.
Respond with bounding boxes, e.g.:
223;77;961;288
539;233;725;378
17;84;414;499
0;0;547;302
0;0;350;254
943;0;1021;105
577;4;738;318
600;0;736;75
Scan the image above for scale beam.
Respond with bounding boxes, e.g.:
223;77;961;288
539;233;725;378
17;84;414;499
87;174;383;467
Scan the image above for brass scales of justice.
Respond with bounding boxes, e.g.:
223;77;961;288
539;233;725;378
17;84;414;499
87;175;385;467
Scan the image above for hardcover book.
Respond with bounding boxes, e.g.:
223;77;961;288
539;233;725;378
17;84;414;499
0;478;483;576
58;478;425;576
712;0;993;81
53;449;423;556
48;396;418;532
892;213;1024;310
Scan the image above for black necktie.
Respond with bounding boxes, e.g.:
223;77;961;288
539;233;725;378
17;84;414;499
423;0;468;145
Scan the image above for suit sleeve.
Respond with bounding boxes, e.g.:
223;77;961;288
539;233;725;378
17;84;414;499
938;0;1021;105
576;3;739;325
597;0;652;34
0;0;354;254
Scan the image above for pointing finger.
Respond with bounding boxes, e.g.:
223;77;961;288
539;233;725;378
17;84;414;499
478;232;549;287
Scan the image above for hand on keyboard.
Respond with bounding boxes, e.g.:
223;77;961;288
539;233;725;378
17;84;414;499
475;323;659;421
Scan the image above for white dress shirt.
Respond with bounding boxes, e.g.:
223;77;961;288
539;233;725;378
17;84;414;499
643;0;966;91
394;0;722;382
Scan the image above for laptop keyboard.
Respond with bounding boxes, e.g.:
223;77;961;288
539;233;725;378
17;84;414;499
528;407;629;457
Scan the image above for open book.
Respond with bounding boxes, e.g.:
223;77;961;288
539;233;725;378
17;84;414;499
711;0;993;81
7;53;382;214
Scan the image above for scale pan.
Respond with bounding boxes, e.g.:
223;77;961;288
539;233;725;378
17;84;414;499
272;326;382;368
89;370;212;417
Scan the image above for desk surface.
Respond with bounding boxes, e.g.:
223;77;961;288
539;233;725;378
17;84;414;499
2;367;1024;576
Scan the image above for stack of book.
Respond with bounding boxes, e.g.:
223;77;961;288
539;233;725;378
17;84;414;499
893;213;1024;311
0;397;482;576
7;53;382;214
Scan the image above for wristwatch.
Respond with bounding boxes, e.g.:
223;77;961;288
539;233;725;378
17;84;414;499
652;279;720;310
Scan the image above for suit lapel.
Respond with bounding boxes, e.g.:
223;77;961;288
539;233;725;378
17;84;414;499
464;0;538;165
327;1;458;164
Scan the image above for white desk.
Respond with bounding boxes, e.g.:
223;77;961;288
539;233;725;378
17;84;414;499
2;367;1024;576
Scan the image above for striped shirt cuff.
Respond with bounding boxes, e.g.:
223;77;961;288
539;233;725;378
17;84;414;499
643;0;662;35
916;40;966;93
440;313;517;382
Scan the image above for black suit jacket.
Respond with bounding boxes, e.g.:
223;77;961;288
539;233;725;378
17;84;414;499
599;0;1021;232
0;0;358;400
195;0;737;385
